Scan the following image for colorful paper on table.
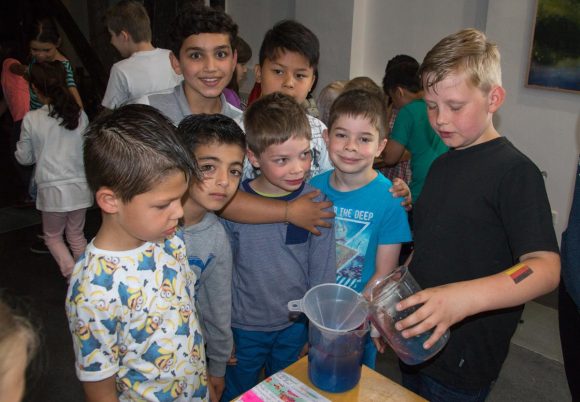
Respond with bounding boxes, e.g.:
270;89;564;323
238;371;330;402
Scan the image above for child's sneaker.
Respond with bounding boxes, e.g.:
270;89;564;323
30;235;50;254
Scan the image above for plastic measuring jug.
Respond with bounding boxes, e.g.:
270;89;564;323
366;266;450;365
288;283;369;392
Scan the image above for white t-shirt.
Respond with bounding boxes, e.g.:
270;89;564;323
15;105;93;212
102;48;182;109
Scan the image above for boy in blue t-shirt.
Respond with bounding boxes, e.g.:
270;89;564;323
221;93;336;401
310;88;412;368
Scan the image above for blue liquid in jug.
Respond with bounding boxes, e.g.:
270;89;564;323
370;304;449;365
308;346;363;393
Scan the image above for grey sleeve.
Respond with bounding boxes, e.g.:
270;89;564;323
308;197;337;286
198;233;233;377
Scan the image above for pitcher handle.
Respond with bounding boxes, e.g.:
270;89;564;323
287;299;303;312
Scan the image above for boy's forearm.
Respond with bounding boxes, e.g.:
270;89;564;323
472;251;560;314
364;244;401;293
83;376;119;402
219;190;284;223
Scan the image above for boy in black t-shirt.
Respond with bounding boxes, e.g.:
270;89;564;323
394;29;560;401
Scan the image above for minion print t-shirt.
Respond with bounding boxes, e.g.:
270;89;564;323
65;231;208;401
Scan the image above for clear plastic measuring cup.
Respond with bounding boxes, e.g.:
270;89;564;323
366;266;450;365
288;283;369;392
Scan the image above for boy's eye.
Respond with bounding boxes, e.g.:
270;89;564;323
189;52;203;60
426;103;437;111
450;105;463;112
301;150;312;159
200;165;216;176
216;50;229;59
155;204;170;210
296;73;308;80
230;169;242;177
272;69;284;76
335;132;347;138
361;137;372;143
274;158;287;165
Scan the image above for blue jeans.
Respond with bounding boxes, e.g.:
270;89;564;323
362;333;377;369
402;371;491;402
221;321;308;401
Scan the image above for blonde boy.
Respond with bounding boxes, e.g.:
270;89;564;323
395;29;560;400
310;88;412;369
65;105;208;401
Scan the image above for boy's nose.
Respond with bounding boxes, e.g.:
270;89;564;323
289;160;304;174
344;138;357;151
204;56;217;71
282;73;294;88
215;169;229;187
172;201;184;220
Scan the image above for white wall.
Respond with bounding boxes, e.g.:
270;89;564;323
229;0;579;239
350;0;488;83
226;0;296;94
485;0;579;238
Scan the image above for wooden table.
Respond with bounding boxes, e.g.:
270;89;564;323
283;356;426;401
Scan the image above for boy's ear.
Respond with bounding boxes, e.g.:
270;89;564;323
376;138;388;157
95;187;121;214
488;85;506;113
169;51;182;75
254;64;262;84
323;128;330;146
246;148;260;168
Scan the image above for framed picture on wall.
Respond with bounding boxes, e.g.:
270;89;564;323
526;0;580;94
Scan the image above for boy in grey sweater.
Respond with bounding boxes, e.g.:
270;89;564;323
221;93;336;401
177;114;246;402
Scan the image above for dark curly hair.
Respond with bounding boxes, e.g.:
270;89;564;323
28;61;81;130
168;5;238;58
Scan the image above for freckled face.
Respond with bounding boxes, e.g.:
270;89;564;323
324;115;386;179
248;137;312;195
423;72;501;150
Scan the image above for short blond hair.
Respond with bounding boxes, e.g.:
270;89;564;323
244;92;311;156
316;80;346;126
420;28;502;93
0;300;38;380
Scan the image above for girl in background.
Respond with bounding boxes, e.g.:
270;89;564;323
0;299;39;402
224;36;252;110
15;61;92;279
10;17;83;110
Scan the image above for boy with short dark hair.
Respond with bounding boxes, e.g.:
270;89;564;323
65;104;208;401
395;29;560;401
381;59;448;202
310;88;412;368
177;114;246;402
222;93;336;401
102;0;181;109
243;20;332;180
137;5;241;125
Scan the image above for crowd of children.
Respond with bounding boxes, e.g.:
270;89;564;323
0;2;563;402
